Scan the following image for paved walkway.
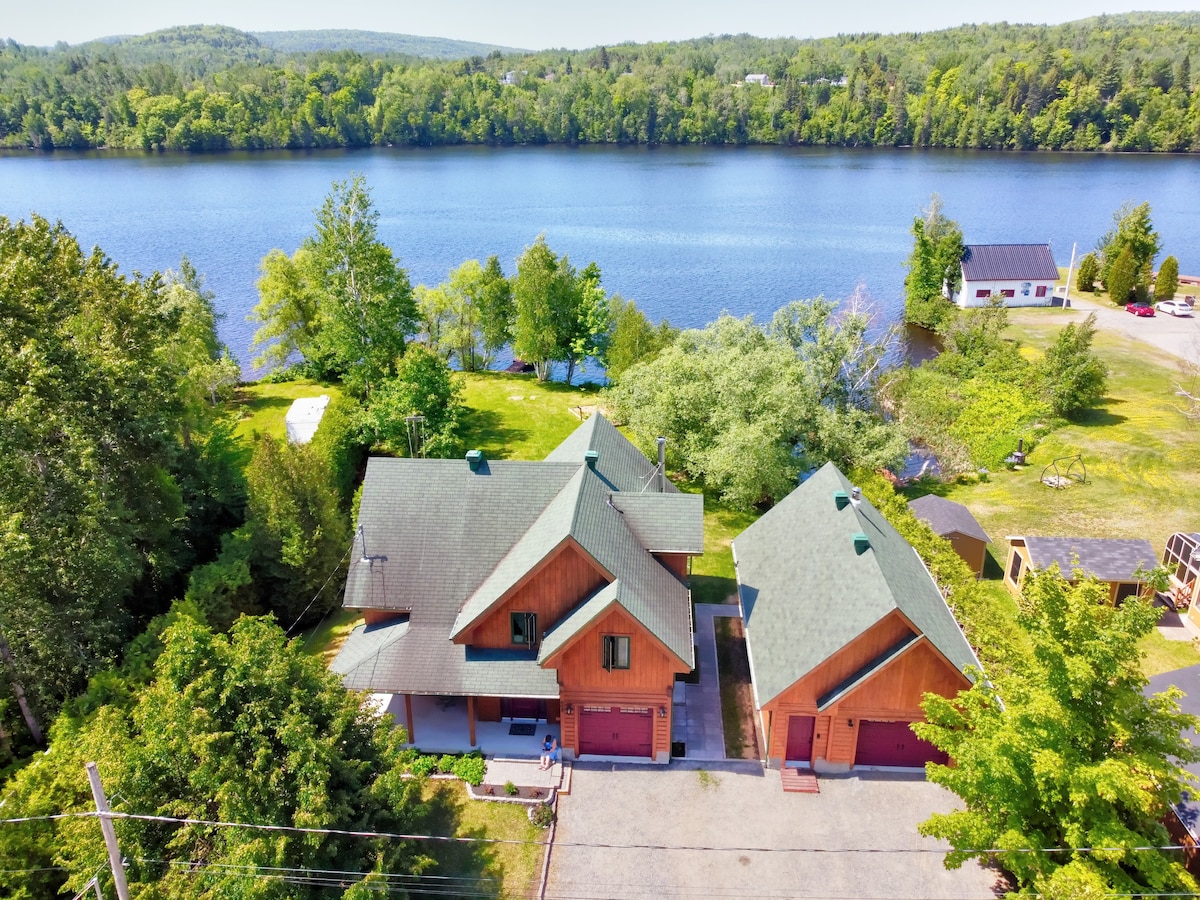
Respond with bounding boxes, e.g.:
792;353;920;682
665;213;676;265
483;757;565;790
672;604;741;761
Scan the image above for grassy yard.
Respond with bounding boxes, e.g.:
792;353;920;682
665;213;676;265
423;781;546;899
231;378;343;444
924;307;1200;675
459;372;602;460
299;607;363;663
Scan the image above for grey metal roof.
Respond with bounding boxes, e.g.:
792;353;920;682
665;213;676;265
734;463;981;707
1146;664;1200;841
1022;536;1157;583
908;494;992;544
961;244;1059;281
332;414;698;696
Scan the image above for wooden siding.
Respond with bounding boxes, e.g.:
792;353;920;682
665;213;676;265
361;609;406;626
761;611;971;768
653;553;690;580
475;696;501;722
461;539;610;648
553;606;685;762
1007;539;1142;606
945;533;987;578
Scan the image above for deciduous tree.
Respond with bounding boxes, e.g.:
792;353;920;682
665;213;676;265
904;194;964;329
250;176;417;396
1041;312;1108;419
1099;201;1160;299
360;344;465;458
917;569;1198;898
605;295;676;382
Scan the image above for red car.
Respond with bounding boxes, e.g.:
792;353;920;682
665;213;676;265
1126;301;1155;317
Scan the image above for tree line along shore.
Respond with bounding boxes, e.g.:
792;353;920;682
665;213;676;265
2;13;1199;152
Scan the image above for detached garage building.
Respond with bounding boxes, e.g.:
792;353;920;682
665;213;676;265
733;464;981;773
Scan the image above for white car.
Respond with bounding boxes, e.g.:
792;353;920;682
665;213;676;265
1155;299;1194;317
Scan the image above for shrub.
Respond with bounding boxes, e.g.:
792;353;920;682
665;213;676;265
452;754;486;785
530;803;555;828
437;754;458;774
410;755;438;777
504;780;519;796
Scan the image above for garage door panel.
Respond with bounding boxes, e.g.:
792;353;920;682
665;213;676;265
579;706;653;757
855;720;947;768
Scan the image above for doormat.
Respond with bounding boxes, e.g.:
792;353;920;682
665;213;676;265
509;723;537;736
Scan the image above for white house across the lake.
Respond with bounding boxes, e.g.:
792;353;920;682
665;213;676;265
947;244;1059;308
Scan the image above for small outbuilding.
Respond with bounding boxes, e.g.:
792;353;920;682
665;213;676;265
1162;532;1200;629
1004;536;1157;604
947;244;1058;308
908;494;992;578
284;395;331;444
733;463;980;773
1145;663;1200;878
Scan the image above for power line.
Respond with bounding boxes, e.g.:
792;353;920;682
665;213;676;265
13;809;1188;857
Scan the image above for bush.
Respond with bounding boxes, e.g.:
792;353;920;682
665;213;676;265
436;754;458;774
504;780;519;796
308;393;366;504
530;803;555;827
410;755;438;777
452;754;486;785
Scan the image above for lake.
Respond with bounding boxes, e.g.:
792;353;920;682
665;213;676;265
2;146;1198;371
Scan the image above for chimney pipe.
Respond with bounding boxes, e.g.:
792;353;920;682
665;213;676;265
656;437;666;492
584;449;599;470
466;449;483;472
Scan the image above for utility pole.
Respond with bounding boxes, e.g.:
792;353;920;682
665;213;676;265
86;762;130;900
1063;241;1078;309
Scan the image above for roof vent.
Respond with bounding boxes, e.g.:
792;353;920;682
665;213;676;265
466;449;484;472
834;490;850;510
853;532;871;554
584;449;599;470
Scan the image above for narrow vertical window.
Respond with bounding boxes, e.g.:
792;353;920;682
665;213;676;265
511;612;536;646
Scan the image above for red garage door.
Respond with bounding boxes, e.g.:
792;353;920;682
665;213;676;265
579;706;653;757
855;720;948;768
785;715;816;764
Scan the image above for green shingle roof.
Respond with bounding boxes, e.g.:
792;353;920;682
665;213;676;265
332;414;698;696
733;462;980;707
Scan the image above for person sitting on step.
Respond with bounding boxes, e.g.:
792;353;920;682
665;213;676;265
539;735;559;770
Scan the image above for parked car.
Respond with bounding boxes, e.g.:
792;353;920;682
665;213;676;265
1126;301;1155;317
1155;299;1194;317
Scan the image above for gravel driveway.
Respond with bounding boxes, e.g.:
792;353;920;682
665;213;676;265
1061;294;1200;367
545;761;1003;900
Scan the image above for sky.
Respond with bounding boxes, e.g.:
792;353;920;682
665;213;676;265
5;0;1200;50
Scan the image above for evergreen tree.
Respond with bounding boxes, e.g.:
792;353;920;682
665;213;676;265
1106;245;1137;305
1075;251;1099;293
1155;254;1180;302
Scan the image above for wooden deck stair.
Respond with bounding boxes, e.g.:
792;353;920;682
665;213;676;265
781;767;820;793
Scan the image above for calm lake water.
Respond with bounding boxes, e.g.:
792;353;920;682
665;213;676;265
1;146;1197;370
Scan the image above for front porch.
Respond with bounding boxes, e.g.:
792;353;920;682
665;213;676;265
372;693;560;758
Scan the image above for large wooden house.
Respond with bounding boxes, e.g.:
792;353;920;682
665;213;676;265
733;463;980;772
331;414;703;762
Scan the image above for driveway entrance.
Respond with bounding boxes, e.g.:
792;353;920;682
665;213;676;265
546;762;1002;899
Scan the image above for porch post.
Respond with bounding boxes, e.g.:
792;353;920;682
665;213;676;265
467;696;477;747
404;694;415;743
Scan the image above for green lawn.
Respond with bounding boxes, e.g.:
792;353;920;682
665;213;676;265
928;308;1200;676
231;378;343;444
299;607;363;664
423;781;545;900
459;372;603;460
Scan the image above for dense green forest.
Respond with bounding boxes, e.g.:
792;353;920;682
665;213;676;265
1;13;1198;152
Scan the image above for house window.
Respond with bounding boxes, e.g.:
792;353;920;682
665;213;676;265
511;612;536;646
1001;289;1015;298
602;635;630;670
1035;285;1048;298
975;289;990;298
1021;282;1032;296
1008;552;1023;585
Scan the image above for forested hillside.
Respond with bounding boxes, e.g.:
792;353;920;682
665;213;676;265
1;14;1199;152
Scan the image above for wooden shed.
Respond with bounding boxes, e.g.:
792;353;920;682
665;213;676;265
908;494;992;577
733;464;980;773
1004;536;1157;604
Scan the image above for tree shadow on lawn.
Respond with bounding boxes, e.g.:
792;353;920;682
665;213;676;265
421;783;507;899
692;575;737;606
1072;398;1129;428
458;406;529;458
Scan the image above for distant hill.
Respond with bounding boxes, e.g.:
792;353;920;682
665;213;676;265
251;29;524;59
